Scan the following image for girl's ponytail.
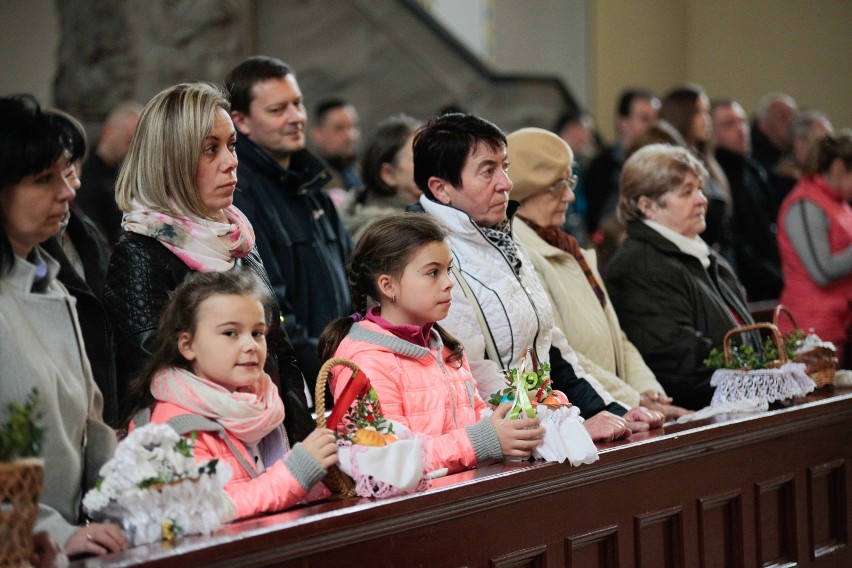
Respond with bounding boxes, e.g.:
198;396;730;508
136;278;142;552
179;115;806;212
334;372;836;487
318;316;357;364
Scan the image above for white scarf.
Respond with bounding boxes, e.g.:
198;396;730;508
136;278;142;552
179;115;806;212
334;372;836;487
643;219;711;269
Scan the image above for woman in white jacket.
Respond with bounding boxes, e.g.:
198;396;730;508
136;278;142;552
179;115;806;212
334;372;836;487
411;114;664;441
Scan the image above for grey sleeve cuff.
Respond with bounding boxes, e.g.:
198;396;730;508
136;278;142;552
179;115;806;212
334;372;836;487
283;443;327;491
465;417;504;463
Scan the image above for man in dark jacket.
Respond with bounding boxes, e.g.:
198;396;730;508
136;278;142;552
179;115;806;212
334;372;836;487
711;99;782;301
225;56;353;402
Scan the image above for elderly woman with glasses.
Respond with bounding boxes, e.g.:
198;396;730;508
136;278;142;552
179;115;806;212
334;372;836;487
604;144;754;410
509;128;688;419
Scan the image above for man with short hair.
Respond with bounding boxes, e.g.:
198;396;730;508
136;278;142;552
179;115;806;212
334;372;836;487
411;113;664;442
750;92;797;173
585;89;660;232
712;99;782;301
77;101;142;246
310;98;362;196
225;56;352;399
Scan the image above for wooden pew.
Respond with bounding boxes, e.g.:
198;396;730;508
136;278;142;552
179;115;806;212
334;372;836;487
73;387;852;567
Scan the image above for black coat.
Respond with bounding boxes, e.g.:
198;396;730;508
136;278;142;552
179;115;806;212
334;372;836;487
584;144;625;233
42;207;120;426
103;232;314;443
233;136;353;398
77;153;123;248
604;221;754;410
716;147;782;301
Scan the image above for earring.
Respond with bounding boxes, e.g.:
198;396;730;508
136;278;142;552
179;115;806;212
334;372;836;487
391;295;396;304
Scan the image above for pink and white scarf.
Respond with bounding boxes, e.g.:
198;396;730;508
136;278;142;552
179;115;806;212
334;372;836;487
150;366;285;446
122;200;255;272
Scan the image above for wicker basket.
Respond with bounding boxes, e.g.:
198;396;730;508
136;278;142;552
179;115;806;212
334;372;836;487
0;458;44;567
722;322;788;370
315;358;359;500
773;305;837;388
711;322;815;407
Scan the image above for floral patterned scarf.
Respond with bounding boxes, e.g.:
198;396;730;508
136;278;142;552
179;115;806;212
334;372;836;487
122;200;255;272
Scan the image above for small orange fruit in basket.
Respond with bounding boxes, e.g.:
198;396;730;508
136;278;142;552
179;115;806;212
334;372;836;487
353;428;387;447
540;394;562;407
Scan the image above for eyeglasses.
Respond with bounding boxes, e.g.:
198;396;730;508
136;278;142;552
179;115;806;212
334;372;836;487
548;175;578;194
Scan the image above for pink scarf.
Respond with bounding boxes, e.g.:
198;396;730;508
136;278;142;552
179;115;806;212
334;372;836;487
150;366;285;446
122;200;255;272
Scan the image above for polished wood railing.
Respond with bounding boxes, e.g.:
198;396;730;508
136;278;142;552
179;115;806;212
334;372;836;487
73;387;852;567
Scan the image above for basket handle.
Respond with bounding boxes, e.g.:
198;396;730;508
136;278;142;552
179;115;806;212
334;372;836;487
772;304;798;331
519;346;540;373
722;322;788;366
315;357;368;431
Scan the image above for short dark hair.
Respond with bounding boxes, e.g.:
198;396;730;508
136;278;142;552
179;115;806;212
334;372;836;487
313;98;349;125
0;95;76;274
617;88;659;118
225;55;294;115
413;113;506;200
551;108;583;134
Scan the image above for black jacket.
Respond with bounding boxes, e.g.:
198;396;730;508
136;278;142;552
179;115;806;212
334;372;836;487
103;232;314;443
716;147;782;301
605;221;754;410
584;144;625;233
42;207;120;426
233;136;353;397
77;153;123;248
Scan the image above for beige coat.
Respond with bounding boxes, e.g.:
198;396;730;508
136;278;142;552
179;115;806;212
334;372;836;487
0;249;116;546
514;219;665;407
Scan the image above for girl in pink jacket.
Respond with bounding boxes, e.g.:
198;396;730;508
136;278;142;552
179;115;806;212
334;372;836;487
125;270;337;519
319;214;544;474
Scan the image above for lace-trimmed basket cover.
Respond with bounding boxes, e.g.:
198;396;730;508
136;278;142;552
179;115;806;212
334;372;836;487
315;358;429;500
773;305;838;388
710;322;815;407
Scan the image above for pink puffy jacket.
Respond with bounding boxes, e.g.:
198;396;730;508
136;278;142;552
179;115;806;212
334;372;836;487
132;401;316;520
331;321;501;473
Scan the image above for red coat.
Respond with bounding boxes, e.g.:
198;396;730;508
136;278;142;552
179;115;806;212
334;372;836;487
778;175;852;344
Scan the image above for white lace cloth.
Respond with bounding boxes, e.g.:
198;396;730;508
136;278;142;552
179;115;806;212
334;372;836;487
336;421;430;498
710;362;815;407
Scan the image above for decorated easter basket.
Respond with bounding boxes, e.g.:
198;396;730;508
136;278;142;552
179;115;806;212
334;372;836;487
314;358;359;499
489;347;598;467
0;458;44;567
773;305;837;388
315;357;429;499
710;322;815;407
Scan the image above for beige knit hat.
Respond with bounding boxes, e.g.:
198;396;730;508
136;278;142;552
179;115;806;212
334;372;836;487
507;127;574;203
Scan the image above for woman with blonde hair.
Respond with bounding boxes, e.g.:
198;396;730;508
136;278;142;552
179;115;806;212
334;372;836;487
104;83;313;443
